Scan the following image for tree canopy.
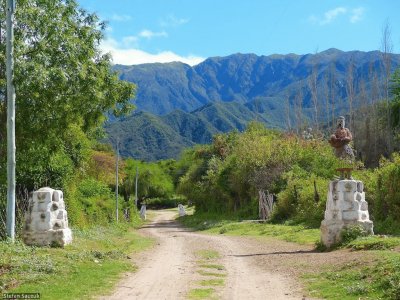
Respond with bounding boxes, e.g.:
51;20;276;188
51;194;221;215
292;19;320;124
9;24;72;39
0;0;136;188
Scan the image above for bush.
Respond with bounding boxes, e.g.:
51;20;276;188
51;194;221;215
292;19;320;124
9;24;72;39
145;197;186;209
340;225;369;245
372;154;400;234
65;177;116;227
176;123;342;227
175;121;400;235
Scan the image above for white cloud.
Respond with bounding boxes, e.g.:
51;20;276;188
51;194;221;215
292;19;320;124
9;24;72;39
111;14;132;22
122;35;139;47
309;7;365;26
101;39;205;66
350;7;365;23
160;15;189;27
139;29;168;39
320;7;347;25
116;30;167;48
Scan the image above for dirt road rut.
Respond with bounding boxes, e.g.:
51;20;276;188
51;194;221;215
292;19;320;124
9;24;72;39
100;210;306;300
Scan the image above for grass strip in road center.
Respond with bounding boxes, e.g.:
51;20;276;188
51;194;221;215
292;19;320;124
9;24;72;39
188;288;216;299
199;279;224;287
197;270;226;277
196;249;221;260
188;248;226;299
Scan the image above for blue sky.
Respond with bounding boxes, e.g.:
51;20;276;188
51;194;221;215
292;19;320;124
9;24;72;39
78;0;400;65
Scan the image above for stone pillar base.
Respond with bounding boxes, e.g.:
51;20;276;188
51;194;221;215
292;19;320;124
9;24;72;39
320;179;373;248
23;187;73;248
23;228;73;247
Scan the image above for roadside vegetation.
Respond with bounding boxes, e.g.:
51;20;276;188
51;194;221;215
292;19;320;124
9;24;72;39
0;1;152;297
173;79;400;298
304;251;400;300
176;123;400;235
0;222;153;299
1;1;400;299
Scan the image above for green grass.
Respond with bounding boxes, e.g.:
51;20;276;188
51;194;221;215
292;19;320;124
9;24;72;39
199;279;224;287
191;247;225;298
196;249;221;260
181;212;400;299
346;235;400;250
188;288;216;299
304;251;400;300
197;270;226;277
303;235;400;299
180;213;319;245
0;223;153;299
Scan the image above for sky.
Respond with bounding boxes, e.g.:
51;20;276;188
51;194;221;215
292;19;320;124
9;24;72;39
78;0;400;66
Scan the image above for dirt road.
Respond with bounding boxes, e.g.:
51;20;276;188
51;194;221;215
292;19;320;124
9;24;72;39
100;210;312;300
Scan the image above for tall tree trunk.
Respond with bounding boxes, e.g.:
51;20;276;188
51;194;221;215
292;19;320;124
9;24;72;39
330;62;336;131
323;73;330;129
284;94;291;132
346;58;355;137
295;90;303;135
308;62;319;130
381;20;393;154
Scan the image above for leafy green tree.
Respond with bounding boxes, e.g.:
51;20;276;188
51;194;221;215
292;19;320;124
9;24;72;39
176;122;342;223
390;69;400;130
123;159;174;204
0;0;136;189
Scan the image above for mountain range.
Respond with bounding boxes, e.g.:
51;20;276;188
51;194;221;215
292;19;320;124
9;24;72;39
108;48;400;161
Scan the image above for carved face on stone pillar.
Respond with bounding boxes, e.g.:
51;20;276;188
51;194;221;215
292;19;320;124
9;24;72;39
337;116;345;129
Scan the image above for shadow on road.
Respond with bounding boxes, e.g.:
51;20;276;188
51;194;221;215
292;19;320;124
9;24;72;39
228;249;318;257
140;220;192;231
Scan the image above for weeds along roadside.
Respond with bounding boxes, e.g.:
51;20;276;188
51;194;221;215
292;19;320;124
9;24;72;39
179;213;400;300
0;216;153;300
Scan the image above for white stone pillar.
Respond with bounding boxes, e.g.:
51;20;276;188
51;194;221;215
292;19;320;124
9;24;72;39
320;179;373;248
140;204;147;220
23;187;72;247
178;204;186;217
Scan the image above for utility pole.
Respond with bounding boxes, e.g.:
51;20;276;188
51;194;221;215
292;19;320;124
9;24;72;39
6;0;16;242
135;166;138;208
115;140;119;222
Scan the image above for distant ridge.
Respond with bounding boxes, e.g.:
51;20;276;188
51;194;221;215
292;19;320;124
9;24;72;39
109;49;400;160
106;101;274;161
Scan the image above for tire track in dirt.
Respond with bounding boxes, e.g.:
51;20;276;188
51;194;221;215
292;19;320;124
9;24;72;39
100;210;309;300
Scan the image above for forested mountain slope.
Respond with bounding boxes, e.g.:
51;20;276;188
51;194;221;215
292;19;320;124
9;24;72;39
110;49;400;160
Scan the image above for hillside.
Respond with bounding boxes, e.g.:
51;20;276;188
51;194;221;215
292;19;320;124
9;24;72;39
106;101;275;160
110;49;400;160
114;49;400;116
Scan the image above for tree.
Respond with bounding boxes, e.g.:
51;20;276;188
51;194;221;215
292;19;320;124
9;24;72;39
123;159;174;203
294;90;303;134
0;0;136;188
323;72;331;128
346;58;355;134
308;61;319;130
381;20;394;153
390;70;400;135
284;93;291;132
329;61;336;130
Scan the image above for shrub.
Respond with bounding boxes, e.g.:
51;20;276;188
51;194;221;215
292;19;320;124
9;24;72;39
272;170;329;227
340;225;368;245
372;154;400;234
65;177;116;227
